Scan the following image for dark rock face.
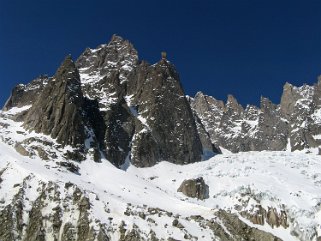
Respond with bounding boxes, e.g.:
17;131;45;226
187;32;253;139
213;210;282;241
252;97;288;151
280;82;321;151
23;56;86;147
103;99;135;166
177;177;209;200
76;35;138;166
130;60;204;166
75;35;210;166
75;35;215;167
193;112;221;156
4;35;217;166
2;75;49;111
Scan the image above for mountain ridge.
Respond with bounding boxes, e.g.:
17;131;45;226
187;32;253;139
3;35;220;168
4;35;321;158
190;78;321;154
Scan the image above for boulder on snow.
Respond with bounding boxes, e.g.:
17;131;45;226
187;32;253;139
177;177;209;200
14;143;30;157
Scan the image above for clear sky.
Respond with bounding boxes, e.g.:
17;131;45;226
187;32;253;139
1;0;321;108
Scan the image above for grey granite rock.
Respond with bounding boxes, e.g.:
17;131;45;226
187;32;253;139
177;177;209;200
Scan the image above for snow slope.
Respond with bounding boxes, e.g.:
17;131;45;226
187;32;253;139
0;107;320;240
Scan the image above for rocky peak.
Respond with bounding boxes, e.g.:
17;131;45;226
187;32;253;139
54;55;82;97
23;56;86;147
76;35;139;112
280;82;296;118
225;94;243;115
130;56;205;167
244;104;260;120
195;91;205;99
278;79;320;151
192;92;209;113
109;34;135;50
157;60;181;83
2;75;49;111
56;55;79;77
102;34;138;66
76;34;138;77
313;75;321;106
260;96;276;112
2;35;219;167
191;75;321;153
192;91;224;113
280;82;315;119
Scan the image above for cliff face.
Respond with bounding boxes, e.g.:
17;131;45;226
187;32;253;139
23;56;86;148
130;60;203;166
3;35;217;167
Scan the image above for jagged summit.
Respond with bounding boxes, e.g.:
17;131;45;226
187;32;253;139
23;55;85;147
3;34;218;167
55;55;80;84
156;56;175;68
76;34;138;77
110;33;124;42
191;76;321;153
130;54;204;166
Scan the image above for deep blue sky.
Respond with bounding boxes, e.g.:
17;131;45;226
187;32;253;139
1;0;321;108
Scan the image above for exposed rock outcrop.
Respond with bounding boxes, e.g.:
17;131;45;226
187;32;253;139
14;143;30;157
241;205;288;229
177;177;209;200
0;178;110;241
2;75;49;111
213;210;282;241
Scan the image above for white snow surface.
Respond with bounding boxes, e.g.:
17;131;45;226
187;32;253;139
0;107;321;240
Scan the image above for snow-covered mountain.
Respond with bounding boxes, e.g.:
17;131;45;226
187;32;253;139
0;35;320;241
189;79;321;154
